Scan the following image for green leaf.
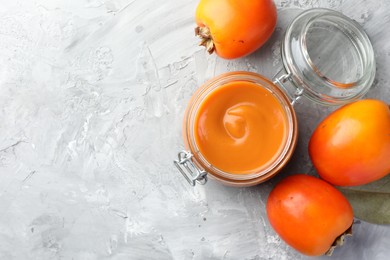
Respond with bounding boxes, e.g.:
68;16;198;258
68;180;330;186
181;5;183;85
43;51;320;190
338;174;390;225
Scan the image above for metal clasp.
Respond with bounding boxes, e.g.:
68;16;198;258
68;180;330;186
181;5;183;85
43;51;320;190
174;151;207;186
273;69;304;106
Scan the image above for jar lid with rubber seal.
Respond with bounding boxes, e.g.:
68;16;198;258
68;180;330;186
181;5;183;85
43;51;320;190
174;8;376;187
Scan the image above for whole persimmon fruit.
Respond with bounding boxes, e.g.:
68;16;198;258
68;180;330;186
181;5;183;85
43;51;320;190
309;99;390;186
267;174;354;256
195;0;277;59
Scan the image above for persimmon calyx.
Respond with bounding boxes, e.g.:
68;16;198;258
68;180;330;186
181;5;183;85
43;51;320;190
325;224;353;256
195;26;215;54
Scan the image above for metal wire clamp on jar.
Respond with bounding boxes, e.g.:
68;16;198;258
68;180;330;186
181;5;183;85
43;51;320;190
174;8;376;187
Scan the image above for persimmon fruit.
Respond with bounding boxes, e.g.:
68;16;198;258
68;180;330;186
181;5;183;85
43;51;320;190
195;0;277;59
309;99;390;186
267;174;354;256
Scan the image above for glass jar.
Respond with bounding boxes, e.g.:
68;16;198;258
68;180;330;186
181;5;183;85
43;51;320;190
174;8;376;187
278;8;376;105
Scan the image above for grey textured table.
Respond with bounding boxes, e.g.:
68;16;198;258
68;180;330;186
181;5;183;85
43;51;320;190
0;0;389;259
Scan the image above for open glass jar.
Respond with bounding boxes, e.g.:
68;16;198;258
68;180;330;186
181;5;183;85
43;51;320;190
174;8;376;187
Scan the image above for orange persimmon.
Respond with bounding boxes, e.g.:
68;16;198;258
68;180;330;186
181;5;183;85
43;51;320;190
309;99;390;186
195;0;277;59
267;174;354;256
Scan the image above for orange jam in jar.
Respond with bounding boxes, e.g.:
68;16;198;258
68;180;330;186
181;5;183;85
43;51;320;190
194;80;289;174
180;72;298;186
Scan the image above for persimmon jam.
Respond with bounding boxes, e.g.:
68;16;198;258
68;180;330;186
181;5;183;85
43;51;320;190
194;80;288;174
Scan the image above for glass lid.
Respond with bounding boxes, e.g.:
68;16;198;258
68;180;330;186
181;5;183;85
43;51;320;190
281;8;376;105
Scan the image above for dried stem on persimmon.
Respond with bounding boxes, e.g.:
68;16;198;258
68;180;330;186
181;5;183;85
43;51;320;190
325;224;353;256
195;26;215;54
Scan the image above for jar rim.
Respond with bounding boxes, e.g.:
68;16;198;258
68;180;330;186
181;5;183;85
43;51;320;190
182;72;298;185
